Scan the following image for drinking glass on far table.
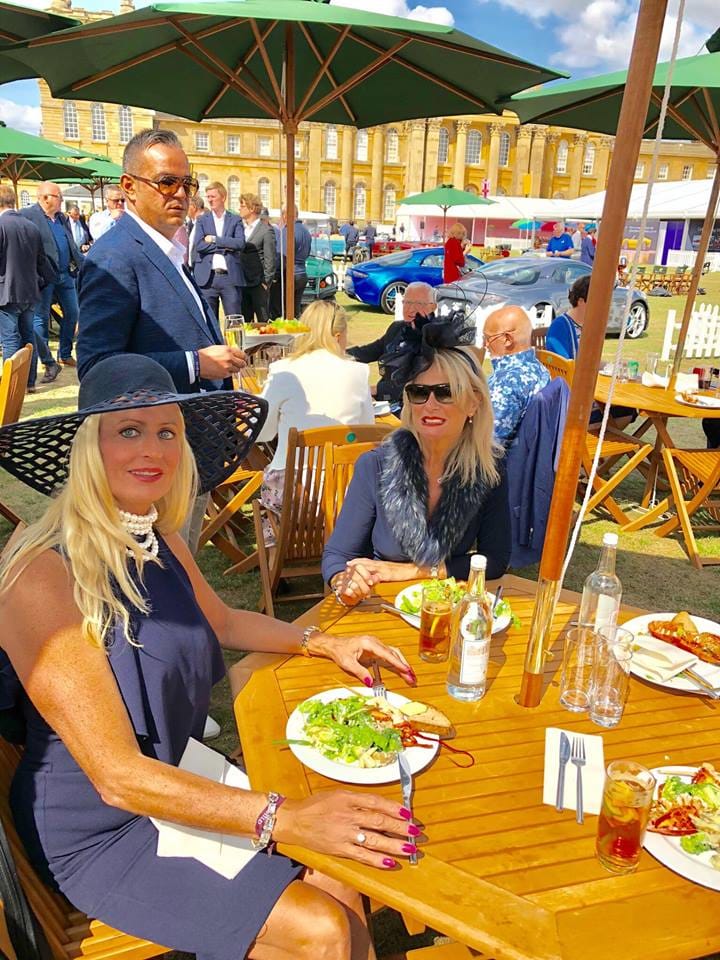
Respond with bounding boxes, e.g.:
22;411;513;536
645;352;659;376
252;356;270;387
627;359;639;381
589;626;633;728
559;625;597;712
419;581;453;663
692;366;711;390
596;760;656;875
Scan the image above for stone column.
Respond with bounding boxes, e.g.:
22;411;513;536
487;122;504;194
370;125;385;221
594;136;614;191
340;125;354;219
528;126;546;198
568;132;588;198
424;119;442;190
512;126;532;195
540;132;559;197
405;121;426;194
307;124;322;212
453;119;469;189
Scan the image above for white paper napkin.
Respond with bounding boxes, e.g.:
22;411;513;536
543;728;605;816
150;738;257;880
675;371;700;393
641;371;670;389
631;635;697;682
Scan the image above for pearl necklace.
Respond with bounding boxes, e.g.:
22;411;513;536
118;505;159;559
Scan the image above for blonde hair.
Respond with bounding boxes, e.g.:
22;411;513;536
400;348;500;488
291;301;348;360
448;222;467;240
206;181;226;199
0;412;197;648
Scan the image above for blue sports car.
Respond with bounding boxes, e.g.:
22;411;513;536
343;245;484;314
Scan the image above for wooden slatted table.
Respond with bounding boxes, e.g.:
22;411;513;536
231;575;720;960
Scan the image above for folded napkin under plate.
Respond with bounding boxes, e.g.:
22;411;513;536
543;727;605;816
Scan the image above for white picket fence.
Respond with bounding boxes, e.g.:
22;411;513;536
660;303;720;361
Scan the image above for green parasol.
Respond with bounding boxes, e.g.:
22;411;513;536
399;183;493;238
0;1;79;81
0;0;563;315
0;122;109;188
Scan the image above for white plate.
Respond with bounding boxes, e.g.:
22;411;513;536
372;400;391;416
622;613;720;695
286;687;440;785
674;393;720;409
394;584;511;635
644;766;720;891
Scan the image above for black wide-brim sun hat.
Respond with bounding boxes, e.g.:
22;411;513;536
0;355;269;497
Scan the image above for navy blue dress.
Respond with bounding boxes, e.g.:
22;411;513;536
8;537;302;960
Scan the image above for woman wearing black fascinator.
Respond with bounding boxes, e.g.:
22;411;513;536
322;315;511;603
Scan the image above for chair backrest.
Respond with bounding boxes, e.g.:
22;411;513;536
0;345;32;427
323;441;378;539
536;349;575;386
276;424;394;565
531;325;549;350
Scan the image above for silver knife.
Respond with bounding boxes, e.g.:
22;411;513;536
398;753;418;866
556;732;571;811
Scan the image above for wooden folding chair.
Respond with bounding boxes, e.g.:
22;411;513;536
536;349;574;384
654;448;720;568
253;424;393;616
323;441;378;540
198;465;264;571
0;345;33;528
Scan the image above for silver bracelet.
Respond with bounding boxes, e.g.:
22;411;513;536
252;791;284;851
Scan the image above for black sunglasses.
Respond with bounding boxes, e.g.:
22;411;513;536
404;382;454;404
127;172;199;198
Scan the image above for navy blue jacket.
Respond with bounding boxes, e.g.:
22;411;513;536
191;210;245;288
0;210;54;307
77;212;228;393
506;377;569;567
20;203;83;280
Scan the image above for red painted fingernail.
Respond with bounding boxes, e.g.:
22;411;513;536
382;857;397;868
399;807;413;820
402;843;417;854
408;824;421;837
363;677;373;688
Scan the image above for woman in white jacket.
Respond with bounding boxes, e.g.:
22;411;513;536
257;300;374;542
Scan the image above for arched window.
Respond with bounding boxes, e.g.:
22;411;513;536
227;175;240;211
118;105;133;144
90;103;107;141
499;132;511;167
353;183;366;220
323;181;336;217
465;129;482;165
197;173;209;197
383;185;396;221
356;130;368;162
385;128;399;163
437;127;449;164
258;177;271;208
325;125;338;160
19;190;30;208
582;141;595;176
464;183;478;194
556;139;569;174
63;101;79;139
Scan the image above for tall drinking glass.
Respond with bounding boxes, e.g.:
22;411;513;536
225;314;245;350
590;626;634;728
559;626;597;712
419;582;453;663
645;352;659;376
596;760;656;874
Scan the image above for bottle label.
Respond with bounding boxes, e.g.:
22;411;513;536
459;604;491;685
595;594;619;630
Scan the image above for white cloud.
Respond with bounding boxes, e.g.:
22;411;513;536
330;0;454;27
0;98;41;134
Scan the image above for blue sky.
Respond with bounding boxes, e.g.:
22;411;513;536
1;0;717;132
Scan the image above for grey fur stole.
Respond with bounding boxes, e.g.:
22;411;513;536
378;429;492;567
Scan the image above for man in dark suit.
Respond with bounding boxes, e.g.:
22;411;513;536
21;181;84;368
0;185;56;392
67;205;92;252
238;192;275;322
191;181;245;320
77;128;246;394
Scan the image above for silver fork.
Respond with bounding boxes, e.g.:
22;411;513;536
571;736;586;824
371;660;386;699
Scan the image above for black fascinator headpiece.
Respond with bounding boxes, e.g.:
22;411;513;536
385;311;478;390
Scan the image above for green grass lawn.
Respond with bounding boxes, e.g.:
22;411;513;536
0;277;719;959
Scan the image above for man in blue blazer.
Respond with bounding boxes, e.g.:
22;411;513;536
191;181;245;320
77;129;246;394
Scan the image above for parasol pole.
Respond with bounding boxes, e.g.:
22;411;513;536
518;0;669;708
283;23;297;319
671;157;720;379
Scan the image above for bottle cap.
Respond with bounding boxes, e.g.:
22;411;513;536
470;554;487;570
602;532;618;546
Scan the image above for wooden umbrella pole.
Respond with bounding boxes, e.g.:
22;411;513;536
671;158;720;379
284;23;296;320
518;0;669;708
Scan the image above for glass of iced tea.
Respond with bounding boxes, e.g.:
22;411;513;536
419;582;453;663
596;760;656;875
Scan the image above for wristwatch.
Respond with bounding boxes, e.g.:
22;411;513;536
300;625;321;657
